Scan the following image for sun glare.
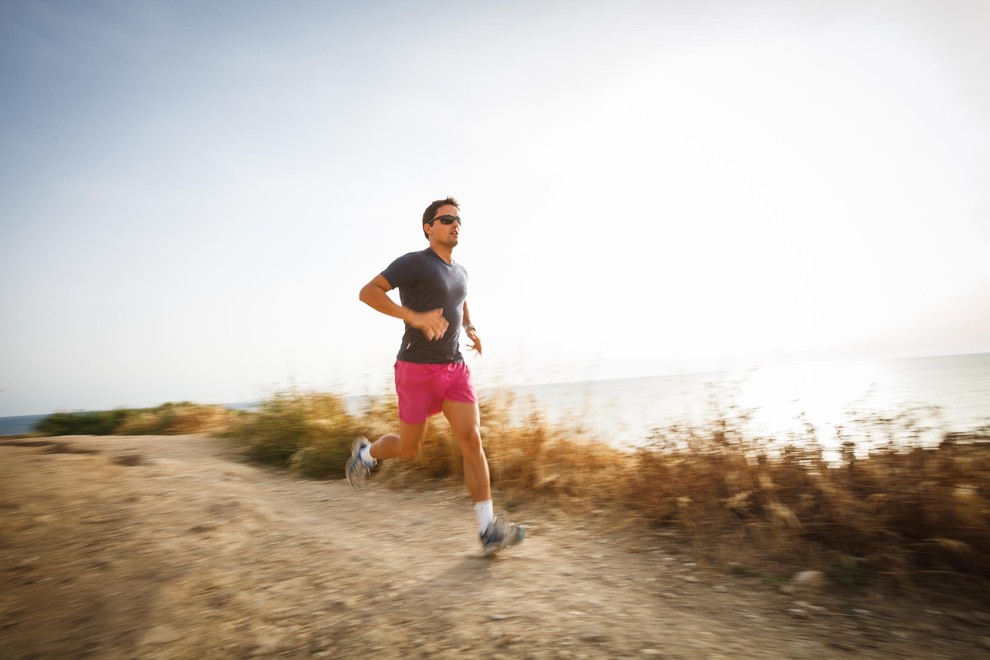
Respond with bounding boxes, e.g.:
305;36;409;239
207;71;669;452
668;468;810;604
738;359;885;444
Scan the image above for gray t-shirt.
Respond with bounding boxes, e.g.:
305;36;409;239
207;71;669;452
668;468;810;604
380;248;468;364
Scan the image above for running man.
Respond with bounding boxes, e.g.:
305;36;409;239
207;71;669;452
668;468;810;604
350;196;524;555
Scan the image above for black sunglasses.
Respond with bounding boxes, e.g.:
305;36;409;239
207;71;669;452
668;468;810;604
429;214;462;226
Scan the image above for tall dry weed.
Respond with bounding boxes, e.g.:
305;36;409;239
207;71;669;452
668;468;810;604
230;388;989;583
358;390;629;505
116;402;241;435
34;403;242;436
626;413;990;582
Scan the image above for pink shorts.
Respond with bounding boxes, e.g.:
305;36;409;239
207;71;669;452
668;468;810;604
394;360;477;424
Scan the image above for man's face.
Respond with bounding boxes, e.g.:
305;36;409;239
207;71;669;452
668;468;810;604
426;204;461;247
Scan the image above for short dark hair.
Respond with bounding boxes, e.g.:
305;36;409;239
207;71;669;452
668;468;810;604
422;196;459;239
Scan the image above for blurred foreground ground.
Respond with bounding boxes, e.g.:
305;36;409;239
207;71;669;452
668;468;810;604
1;435;988;659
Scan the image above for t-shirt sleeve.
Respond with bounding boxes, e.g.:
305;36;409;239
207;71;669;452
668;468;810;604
380;252;423;290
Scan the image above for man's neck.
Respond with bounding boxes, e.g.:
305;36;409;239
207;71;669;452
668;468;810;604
429;242;454;264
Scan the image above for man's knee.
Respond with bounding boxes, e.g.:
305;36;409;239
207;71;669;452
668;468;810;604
458;429;484;456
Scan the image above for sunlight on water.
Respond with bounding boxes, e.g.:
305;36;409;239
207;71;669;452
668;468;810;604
739;359;885;441
509;354;990;451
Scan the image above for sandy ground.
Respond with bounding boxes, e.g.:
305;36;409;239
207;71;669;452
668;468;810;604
1;434;988;659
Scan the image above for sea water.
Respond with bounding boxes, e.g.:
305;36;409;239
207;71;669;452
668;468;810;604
493;353;990;450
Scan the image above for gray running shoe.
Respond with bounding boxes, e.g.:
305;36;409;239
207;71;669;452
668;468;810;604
480;511;526;556
345;437;373;488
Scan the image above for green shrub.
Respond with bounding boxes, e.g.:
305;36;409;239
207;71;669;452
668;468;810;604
34;409;134;436
289;435;355;478
229;391;362;469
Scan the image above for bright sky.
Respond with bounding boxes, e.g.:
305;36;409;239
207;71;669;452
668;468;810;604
2;0;989;416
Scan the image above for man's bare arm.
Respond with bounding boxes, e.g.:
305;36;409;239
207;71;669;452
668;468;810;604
462;300;482;356
359;274;448;341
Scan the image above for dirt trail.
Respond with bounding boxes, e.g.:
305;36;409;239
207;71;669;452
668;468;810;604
1;435;987;659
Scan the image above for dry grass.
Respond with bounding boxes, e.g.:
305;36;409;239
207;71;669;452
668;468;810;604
223;388;989;584
627;420;990;585
116;402;242;435
32;402;243;437
31;388;990;585
371;390;633;509
357;392;990;585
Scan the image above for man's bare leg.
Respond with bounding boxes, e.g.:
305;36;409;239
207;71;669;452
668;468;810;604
347;420;429;487
441;400;491;502
442;399;524;552
368;420;429;461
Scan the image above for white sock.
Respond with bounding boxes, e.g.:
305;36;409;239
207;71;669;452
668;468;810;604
475;500;494;534
359;444;376;467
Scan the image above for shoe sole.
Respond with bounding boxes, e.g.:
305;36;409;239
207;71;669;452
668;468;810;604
346;439;371;489
482;525;526;556
346;460;369;488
